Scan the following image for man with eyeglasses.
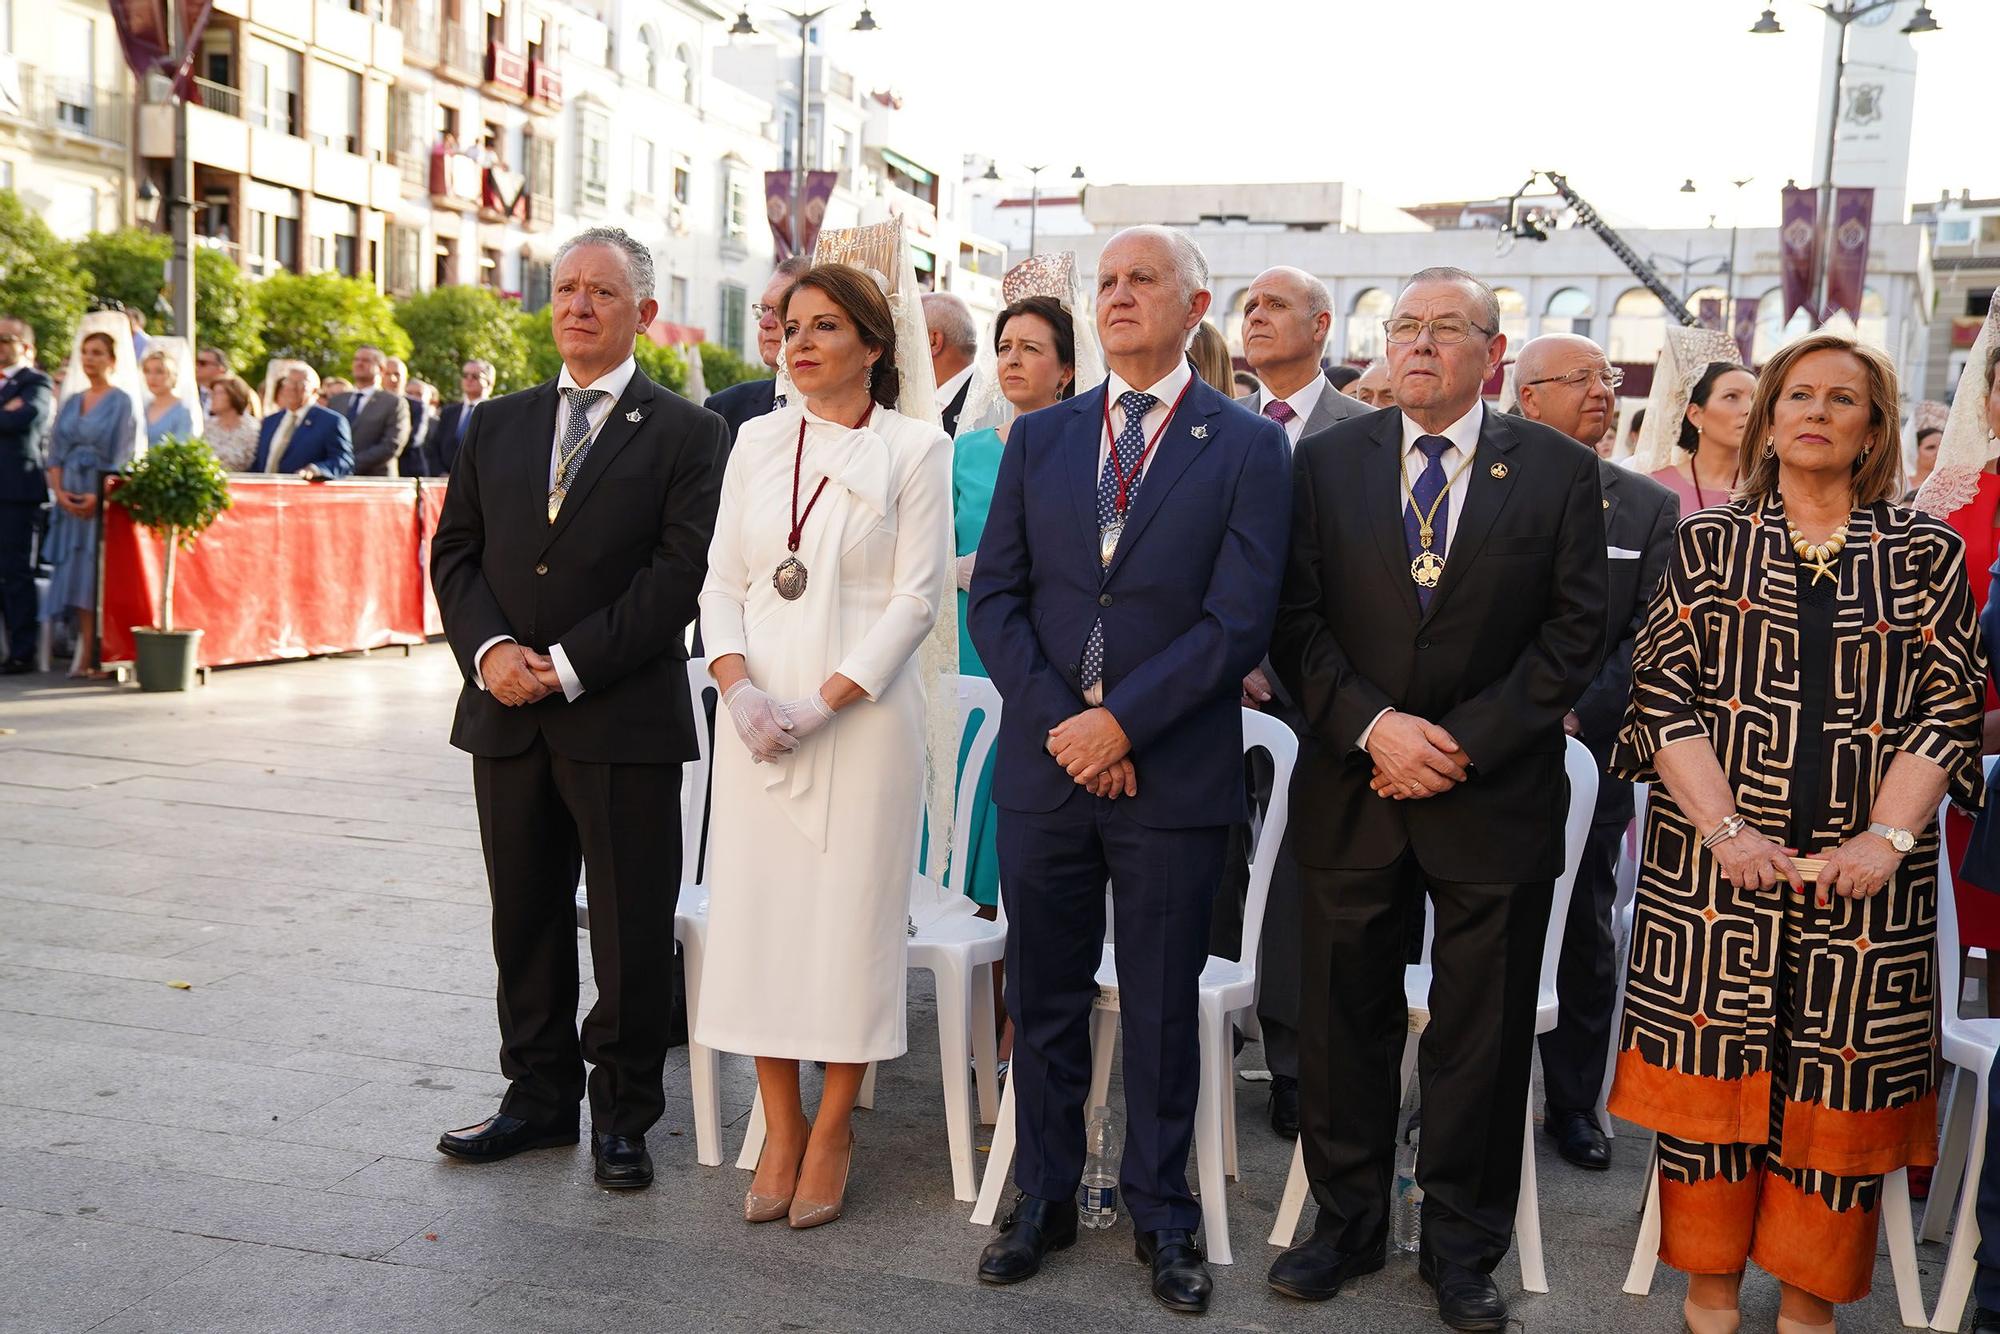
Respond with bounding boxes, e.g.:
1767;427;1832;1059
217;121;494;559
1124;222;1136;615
194;347;229;413
1268;267;1605;1331
0;317;52;674
1513;332;1678;1175
704;256;811;447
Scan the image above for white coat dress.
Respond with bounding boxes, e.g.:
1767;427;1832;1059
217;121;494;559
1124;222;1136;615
694;400;953;1063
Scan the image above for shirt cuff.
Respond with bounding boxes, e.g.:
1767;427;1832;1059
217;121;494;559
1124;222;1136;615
472;635;515;691
1356;707;1394;752
549;643;584;702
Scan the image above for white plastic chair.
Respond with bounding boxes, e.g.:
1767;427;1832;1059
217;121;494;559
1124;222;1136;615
1599;780;1649;1137
576;658;728;1165
971;709;1298;1266
1266;736;1597;1296
734;674;1007;1202
1620;803;1932;1330
1920;792;2000;1331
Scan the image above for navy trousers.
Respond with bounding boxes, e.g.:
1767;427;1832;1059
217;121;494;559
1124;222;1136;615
0;500;39;663
998;788;1227;1233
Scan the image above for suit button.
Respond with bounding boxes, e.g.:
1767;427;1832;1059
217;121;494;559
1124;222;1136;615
1416;638;1430;650
534;563;549;576
1099;593;1113;607
1068;663;1079;673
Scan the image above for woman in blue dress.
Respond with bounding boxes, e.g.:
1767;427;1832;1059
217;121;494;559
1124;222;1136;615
45;330;143;676
140;348;194;446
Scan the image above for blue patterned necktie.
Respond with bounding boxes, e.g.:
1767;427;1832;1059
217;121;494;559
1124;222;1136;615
548;388;608;522
1081;389;1157;691
1403;435;1454;610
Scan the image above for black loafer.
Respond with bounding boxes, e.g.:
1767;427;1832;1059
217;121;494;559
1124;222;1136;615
1973;1306;2000;1334
977;1195;1077;1285
436;1111;578;1161
1136;1227;1211;1314
1544;1108;1610;1171
1267;1230;1387;1301
1269;1075;1300;1139
0;657;34;675
591;1132;653;1189
1419;1249;1508;1332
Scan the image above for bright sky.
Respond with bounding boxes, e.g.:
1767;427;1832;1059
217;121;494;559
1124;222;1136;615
836;0;2000;228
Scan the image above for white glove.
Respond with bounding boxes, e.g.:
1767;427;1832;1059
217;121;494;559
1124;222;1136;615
955;552;976;593
778;689;837;743
723;679;797;763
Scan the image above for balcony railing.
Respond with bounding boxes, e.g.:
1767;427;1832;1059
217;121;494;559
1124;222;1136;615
402;16;439;65
1;60;129;147
396;148;426;191
191;76;242;119
439;21;482;81
528;59;561;108
483;41;527;95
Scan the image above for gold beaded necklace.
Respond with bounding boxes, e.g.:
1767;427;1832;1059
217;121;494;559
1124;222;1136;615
1786;519;1848;586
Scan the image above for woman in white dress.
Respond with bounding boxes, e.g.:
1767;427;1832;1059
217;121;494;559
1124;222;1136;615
697;262;953;1230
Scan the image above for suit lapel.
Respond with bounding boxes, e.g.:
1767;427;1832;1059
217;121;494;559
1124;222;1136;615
1420;407;1520;627
1065;385;1106;567
541;372;653;552
1105;385;1216;581
1365;411;1423;623
1301;373;1339;438
1600;464;1624;542
508;383;559;540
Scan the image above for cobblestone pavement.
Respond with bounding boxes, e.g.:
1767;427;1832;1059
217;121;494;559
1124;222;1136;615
0;648;1958;1331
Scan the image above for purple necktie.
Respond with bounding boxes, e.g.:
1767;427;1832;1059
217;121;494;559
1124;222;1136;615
1403;436;1453;610
1262;399;1296;426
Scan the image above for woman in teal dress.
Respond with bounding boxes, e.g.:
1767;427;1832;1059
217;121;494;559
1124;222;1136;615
951;294;1078;931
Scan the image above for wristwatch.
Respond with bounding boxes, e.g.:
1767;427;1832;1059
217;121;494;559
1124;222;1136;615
1867;822;1916;854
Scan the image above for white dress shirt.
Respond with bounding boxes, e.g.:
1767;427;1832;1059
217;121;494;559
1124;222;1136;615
474;354;639;704
1099;357;1195;473
933;362;975;415
1256;374;1328;449
1356;400;1486;750
263;408;306;473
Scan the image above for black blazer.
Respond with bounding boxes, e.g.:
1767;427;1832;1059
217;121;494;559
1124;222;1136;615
1270;405;1607;882
0;365;54;504
403;394;435;475
703;377;779;444
430;369;726;765
429;400;479;479
1572;460;1678;823
940;376;971;439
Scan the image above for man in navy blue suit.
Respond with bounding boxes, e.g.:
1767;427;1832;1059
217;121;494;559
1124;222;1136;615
251;363;354;478
969;225;1292;1315
703;257;809;448
430;358;496;479
0;316;53;673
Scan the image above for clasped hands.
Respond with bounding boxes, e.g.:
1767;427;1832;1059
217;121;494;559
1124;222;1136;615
1047;708;1138;799
723;679;835;763
479;641;563;707
1365;710;1470;801
1711;823;1901;907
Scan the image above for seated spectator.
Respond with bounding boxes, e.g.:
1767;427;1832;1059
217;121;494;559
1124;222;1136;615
253;363;352;478
203;374;262;471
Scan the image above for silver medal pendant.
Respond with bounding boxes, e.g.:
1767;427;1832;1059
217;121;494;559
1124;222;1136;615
1098;521;1124;568
773;556;808;601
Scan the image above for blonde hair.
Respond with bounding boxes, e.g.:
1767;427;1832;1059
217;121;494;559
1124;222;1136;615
1188;320;1234;394
141;348;178;380
1737;332;1903;508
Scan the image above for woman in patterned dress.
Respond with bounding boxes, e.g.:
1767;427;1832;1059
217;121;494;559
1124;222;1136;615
1609;333;1985;1333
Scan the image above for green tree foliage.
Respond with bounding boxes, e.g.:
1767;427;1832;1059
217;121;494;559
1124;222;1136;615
251;270;409;385
393;285;530;397
110;432;233;632
516;309;685;395
193;248;262;373
71;230;264;373
696;341;767;394
0;190;89;370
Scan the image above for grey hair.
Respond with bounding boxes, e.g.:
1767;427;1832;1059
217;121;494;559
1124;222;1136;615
921;292;978;355
1110;224;1210;305
283;361;320;394
773;255;812;281
463;358;496;378
555;226;656;301
1402;266;1501;332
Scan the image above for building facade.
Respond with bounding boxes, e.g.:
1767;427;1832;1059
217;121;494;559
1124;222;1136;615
0;0;132;236
1912;190;1999;400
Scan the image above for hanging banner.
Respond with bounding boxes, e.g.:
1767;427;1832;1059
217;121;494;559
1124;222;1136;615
1824;187;1875;326
765;170;838;261
1732;297;1759;367
107;0;212;100
1697;296;1723;331
799;171;838;260
1780;184;1820;326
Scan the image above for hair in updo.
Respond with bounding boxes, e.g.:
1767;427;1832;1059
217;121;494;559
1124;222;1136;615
782;264;899;410
1677;361;1752;453
81;331;116;360
994;295;1077;400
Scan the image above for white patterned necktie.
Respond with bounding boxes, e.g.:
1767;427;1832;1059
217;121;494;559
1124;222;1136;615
555;388;609;494
1081;389;1157;692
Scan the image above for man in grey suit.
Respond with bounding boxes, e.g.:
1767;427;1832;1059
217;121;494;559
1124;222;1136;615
1513;332;1678;1172
333;344;413;477
1216;264;1372;1137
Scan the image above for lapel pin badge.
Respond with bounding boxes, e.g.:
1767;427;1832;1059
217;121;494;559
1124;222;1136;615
1489;461;1509;479
1191;424;1208;439
625;409;643;423
1602;497;1610;509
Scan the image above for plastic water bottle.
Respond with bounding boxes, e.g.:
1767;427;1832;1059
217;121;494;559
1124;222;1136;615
1392;1123;1423;1253
1079;1105;1121;1229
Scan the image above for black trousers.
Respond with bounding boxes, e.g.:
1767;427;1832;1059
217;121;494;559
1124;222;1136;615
1299;851;1553;1271
471;732;681;1137
1536;814;1624;1114
999;790;1227;1233
0;500;39;663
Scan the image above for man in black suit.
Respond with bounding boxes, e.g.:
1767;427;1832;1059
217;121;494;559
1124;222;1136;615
922;291;976;437
1267;268;1606;1330
703;256;809;443
431;358;496;480
1514;333;1678;1174
430;226;725;1190
0;317;53;673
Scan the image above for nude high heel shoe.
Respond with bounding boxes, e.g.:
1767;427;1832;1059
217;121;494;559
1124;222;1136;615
1683;1298;1741;1334
743;1144;804;1223
787;1132;854;1230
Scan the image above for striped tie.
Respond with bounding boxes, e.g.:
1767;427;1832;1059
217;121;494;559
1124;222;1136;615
556;388;609;495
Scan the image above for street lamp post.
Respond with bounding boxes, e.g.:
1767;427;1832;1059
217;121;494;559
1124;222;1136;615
1749;2;1940;321
1024;164;1045;256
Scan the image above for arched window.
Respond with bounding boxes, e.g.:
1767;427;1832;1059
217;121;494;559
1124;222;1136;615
637;26;660;89
1347;287;1392;361
1543;286;1593;340
1492;286;1528;345
674;43;694;104
1753;287;1813;363
1607;288;1666;364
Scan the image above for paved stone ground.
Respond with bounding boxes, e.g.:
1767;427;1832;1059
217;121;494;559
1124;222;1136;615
0;645;1966;1331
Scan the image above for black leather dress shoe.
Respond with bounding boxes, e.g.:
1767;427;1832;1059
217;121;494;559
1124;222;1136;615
1419;1249;1508;1332
1544;1108;1610;1170
436;1111;577;1161
1973;1306;2000;1334
1;657;34;675
591;1132;653;1189
1267;1230;1387;1301
977;1195;1077;1285
1268;1075;1300;1139
1136;1227;1212;1314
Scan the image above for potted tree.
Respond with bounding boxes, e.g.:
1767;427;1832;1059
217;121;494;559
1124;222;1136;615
109;434;232;691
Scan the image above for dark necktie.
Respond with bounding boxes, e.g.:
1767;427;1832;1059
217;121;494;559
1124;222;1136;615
1262;399;1296;426
455;405;471;441
344;392;364;422
1403;435;1454;610
1082;389;1157;691
556;388;608;494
